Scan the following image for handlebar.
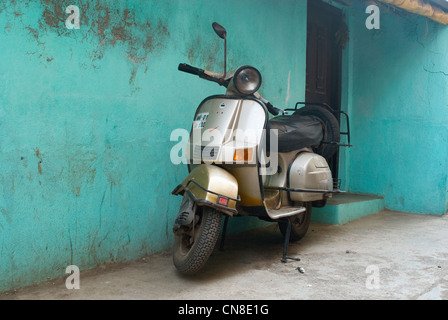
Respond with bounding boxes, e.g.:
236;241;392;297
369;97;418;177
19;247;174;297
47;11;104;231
266;102;282;116
178;63;203;76
178;63;284;116
178;63;229;87
254;93;284;116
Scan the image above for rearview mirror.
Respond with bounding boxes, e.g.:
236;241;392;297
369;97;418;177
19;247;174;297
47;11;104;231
212;22;227;39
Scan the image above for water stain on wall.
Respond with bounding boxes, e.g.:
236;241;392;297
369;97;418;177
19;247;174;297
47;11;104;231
186;36;220;71
3;0;171;88
65;150;98;197
0;207;12;223
37;0;170;89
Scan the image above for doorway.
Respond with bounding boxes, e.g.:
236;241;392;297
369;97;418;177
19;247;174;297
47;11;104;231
306;0;343;178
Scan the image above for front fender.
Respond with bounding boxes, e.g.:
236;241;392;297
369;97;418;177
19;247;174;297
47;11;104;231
172;165;239;216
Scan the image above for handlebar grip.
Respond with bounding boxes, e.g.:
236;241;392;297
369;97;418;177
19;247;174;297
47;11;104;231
178;63;203;76
266;102;280;116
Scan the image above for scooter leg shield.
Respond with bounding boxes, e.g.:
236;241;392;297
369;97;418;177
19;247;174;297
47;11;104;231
171;164;239;216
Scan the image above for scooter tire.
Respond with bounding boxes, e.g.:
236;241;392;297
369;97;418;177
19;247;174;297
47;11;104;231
278;203;312;242
173;206;222;274
293;105;340;160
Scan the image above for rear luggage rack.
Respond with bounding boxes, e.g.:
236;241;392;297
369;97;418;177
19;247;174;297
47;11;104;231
285;102;352;148
333;178;342;190
264;178;344;195
264;185;344;194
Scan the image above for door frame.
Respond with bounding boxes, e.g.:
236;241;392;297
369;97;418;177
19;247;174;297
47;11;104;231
306;0;344;178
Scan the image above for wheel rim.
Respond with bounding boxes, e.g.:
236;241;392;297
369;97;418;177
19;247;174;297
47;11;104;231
291;212;306;227
278;203;312;242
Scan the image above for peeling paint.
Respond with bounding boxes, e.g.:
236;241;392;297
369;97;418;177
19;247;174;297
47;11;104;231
2;0;171;83
34;147;43;175
186;36;220;71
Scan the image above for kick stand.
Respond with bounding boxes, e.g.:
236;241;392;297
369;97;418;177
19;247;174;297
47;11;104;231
219;215;230;251
281;218;300;263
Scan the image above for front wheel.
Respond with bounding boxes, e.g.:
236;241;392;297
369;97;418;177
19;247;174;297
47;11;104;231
278;203;312;242
173;206;222;274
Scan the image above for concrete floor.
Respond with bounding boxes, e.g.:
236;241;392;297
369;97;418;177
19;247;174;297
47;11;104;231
1;210;447;300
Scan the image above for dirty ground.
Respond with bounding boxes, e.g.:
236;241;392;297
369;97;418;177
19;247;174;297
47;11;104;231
1;210;447;301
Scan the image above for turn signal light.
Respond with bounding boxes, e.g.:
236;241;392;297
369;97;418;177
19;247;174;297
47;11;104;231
233;148;253;162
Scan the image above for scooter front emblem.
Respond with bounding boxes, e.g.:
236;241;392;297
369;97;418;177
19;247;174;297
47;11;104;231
219;102;226;108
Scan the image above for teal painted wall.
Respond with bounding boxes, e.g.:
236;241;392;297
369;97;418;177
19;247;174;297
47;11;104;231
0;0;308;291
343;3;448;215
4;0;445;294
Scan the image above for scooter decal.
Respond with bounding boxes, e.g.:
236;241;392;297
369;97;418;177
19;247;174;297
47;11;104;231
193;112;209;129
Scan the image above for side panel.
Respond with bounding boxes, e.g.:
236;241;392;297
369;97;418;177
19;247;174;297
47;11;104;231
289;152;333;202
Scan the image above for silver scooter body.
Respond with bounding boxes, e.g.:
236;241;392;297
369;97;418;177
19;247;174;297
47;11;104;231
184;93;333;221
171;22;346;274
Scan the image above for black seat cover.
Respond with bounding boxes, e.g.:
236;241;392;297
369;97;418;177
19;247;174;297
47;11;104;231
267;115;323;152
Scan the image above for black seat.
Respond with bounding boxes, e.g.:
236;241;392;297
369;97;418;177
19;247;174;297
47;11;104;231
267;114;323;153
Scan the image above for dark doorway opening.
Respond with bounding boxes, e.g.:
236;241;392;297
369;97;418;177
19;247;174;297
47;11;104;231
306;0;343;178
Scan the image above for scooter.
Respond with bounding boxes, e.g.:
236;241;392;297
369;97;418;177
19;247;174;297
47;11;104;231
171;22;350;274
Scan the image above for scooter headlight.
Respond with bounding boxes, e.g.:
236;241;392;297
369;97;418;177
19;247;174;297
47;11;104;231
233;66;262;95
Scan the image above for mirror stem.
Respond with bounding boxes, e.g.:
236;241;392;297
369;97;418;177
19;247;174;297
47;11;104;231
223;37;227;79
